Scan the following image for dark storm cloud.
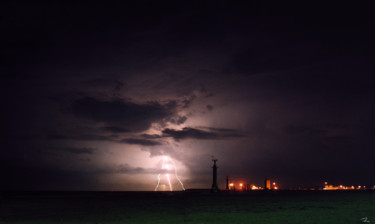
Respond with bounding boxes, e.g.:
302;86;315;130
48;133;164;146
228;40;319;75
257;58;375;99
162;127;244;140
101;126;130;133
285;125;326;135
322;136;352;145
200;127;242;133
120;138;161;146
181;95;197;108
81;78;125;89
54;147;95;154
71;97;176;132
2;0;375;191
141;134;163;139
176;116;187;125
140;145;183;161
113;80;125;91
116;164;161;175
163;128;218;140
47;133;118;142
168;116;187;125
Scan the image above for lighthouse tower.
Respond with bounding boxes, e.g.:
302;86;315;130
211;158;220;192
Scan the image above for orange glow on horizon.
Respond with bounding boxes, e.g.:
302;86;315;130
323;182;369;191
251;185;259;190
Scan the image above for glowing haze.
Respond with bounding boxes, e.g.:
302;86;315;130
1;2;374;191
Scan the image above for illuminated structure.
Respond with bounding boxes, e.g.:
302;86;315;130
226;182;268;191
264;178;271;190
229;183;234;190
251;184;260;190
211;158;220;192
239;183;243;191
272;182;278;190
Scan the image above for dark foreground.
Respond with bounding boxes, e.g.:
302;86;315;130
1;190;374;224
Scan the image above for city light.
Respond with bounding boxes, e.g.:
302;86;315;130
225;180;278;191
223;180;373;192
323;182;369;191
251;185;259;190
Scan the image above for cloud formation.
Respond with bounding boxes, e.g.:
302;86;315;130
101;126;130;133
71;97;177;132
54;147;96;154
47;133;117;142
116;164;162;175
162;127;244;140
120;138;161;146
1;1;374;191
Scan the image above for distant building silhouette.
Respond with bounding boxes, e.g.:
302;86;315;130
211;159;219;192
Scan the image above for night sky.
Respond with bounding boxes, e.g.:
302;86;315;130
1;1;374;191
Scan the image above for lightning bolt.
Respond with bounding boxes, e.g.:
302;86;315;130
154;174;161;191
155;157;165;191
171;158;185;190
155;156;185;191
166;174;172;191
